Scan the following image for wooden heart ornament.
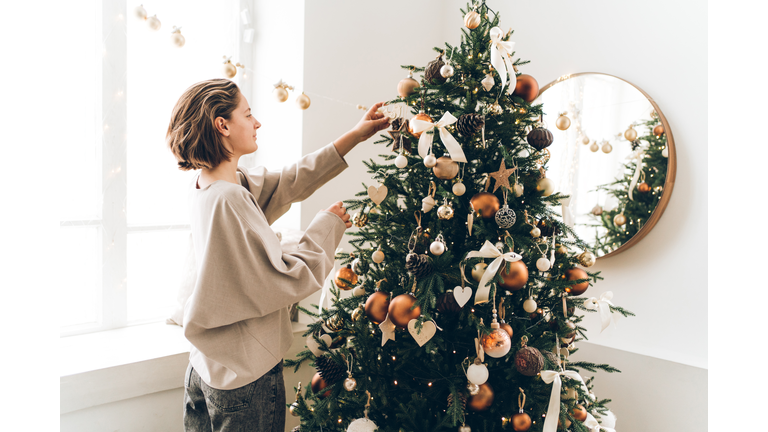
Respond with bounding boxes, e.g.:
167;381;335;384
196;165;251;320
453;286;472;307
408;319;437;347
368;183;388;205
306;334;333;357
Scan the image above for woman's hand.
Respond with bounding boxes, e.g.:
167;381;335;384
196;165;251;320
324;201;352;228
333;102;391;158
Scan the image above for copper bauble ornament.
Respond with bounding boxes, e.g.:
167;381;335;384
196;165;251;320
515;346;544;376
499;260;528;291
653;124;665;137
512;74;539;103
601;141;613;154
467;383;493;411
481;325;512;358
296;93;311;110
624;125;638;141
471;263;488;282
555;113;571;130
572;405;588;422
589;141;599;152
433;156;459;179
470;192;500;219
409;112;433;138
310;372;331;397
527;127;554;151
222;60;238;79
425;57;447;85
274;87;289;103
638;182;651;193
388;293;421;328
499;320;513;337
335;265;358;290
581;135;590;145
464;10;481;29
512;412;532;431
364;291;390;324
591;204;603;216
564;268;589;296
398;71;420;98
614;213;627;226
577;251;596;268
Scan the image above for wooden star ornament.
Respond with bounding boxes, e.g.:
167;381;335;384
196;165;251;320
489;159;516;193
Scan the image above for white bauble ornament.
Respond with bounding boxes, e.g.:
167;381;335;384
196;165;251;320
424;154;437;168
523;297;537;313
589;142;599;152
662;146;669;158
481;74;495;91
422;195;436;212
274;87;289;102
352;286;366;297
517;148;530;158
372;248;385;264
135;4;147;20
601;142;613;154
223;61;237;79
466;362;489;385
530;226;541;238
452;182;466;196
347;418;378;432
536;177;554;196
536;256;551;271
440;64;455;78
430;240;445;256
471;263;487;281
513;183;523;197
344;376;357;391
171;27;185;48
296;93;311;110
146;14;161;30
395;154;408;168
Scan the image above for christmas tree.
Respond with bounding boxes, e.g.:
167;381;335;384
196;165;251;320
590;116;670;256
286;3;633;431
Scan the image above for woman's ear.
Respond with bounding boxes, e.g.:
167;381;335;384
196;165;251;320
214;116;230;137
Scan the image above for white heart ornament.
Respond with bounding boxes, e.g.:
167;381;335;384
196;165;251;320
453;286;472;307
367;184;388;205
306;334;332;357
407;319;437;347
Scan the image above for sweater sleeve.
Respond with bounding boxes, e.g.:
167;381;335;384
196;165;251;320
184;189;347;332
244;143;348;225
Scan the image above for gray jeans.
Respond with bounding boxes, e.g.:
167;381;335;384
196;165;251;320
183;362;286;432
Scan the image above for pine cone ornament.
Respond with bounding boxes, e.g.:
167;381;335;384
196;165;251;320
447;392;467;411
527;127;554;151
437;290;462;314
515;346;544;377
425;58;447;85
456;113;485;137
405;253;433;278
316;356;346;385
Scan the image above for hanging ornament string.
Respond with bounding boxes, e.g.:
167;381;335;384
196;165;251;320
410;112;468;162
488;26;516;97
584;291;619;332
465;240;522;304
627;144;647;201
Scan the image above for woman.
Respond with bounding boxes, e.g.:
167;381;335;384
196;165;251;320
167;78;389;431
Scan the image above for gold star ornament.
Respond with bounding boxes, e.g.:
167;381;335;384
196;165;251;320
489;159;516;193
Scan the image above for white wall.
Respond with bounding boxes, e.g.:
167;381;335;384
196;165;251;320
300;1;707;431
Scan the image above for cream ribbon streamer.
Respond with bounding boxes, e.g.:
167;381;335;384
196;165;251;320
560;197;574;228
489;27;516;96
627;146;646;201
465;240;522;304
410;112;467;163
540;369;588;432
584;291;617;332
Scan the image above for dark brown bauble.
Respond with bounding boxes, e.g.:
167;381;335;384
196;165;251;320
537;219;560;237
310;372;331;397
638;182;651;193
653;124;665;137
512;74;540;103
388;293;422;328
425;58;447;85
437;290;462;314
572;405;588;422
398;76;420;98
364;291;390;324
515;346;544;376
470;192;501;219
456;113;485;137
564;268;589;296
433;156;459;180
527;127;554;151
512;412;532;431
499;321;513;337
334;265;358;290
467;383;494;411
499;260;529;291
408;112;433;138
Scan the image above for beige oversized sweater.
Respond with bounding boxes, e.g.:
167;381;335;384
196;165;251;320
184;143;348;390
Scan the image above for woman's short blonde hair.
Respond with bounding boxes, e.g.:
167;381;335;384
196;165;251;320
167;79;241;171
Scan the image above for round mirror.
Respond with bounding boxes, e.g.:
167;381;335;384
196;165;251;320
534;73;676;258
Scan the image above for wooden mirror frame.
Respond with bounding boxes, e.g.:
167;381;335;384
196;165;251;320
537;72;677;259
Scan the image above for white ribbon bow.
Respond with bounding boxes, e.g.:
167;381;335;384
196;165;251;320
410;112;467;163
584;291;617;333
540;369;588;432
489;27;516;96
465;240;522;304
627;146;646;201
583;413;602;432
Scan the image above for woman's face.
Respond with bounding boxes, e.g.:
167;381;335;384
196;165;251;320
224;92;261;157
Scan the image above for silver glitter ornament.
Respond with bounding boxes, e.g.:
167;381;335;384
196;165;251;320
495;204;516;229
437;202;455;220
